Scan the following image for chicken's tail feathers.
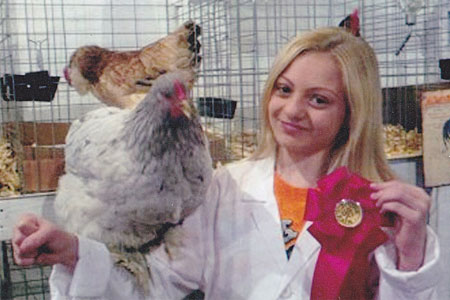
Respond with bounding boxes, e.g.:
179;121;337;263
140;20;202;69
172;20;202;69
183;20;202;54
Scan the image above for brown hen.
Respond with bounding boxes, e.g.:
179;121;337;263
64;20;201;109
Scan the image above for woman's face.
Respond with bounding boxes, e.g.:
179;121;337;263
268;51;347;157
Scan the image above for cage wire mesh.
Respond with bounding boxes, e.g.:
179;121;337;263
364;0;450;160
1;241;52;300
179;0;361;162
0;0;449;298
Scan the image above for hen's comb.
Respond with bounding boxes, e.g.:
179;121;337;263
174;80;186;100
350;9;360;37
351;9;359;27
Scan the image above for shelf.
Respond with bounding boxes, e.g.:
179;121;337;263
386;151;422;160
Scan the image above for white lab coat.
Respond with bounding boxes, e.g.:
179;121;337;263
50;156;441;300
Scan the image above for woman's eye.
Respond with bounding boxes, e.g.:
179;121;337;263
311;95;329;106
275;84;291;95
281;86;291;93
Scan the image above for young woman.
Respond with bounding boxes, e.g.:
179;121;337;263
13;27;440;299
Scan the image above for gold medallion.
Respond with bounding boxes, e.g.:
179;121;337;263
334;199;363;228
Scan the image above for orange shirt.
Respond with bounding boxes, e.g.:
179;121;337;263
274;172;308;258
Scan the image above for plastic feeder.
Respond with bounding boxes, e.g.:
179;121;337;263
1;71;60;101
197;97;237;119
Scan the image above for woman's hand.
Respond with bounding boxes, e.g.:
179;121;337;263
12;213;79;271
370;181;430;271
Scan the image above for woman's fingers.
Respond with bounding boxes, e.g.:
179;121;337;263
376;201;424;224
36;252;62;265
370;180;429;270
12;214;41;265
12;213;57;266
16;215;39;235
370;181;430;214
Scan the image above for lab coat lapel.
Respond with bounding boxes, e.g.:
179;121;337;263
238;157;322;281
285;223;321;277
249;201;288;271
241;157;288;270
272;225;321;298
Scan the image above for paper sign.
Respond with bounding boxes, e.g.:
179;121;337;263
422;89;450;187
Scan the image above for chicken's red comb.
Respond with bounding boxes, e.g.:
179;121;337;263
351;8;359;26
174;80;186;100
350;8;360;37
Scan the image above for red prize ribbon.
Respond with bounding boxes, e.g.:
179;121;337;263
305;167;391;300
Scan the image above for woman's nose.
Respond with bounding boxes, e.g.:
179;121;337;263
285;95;307;120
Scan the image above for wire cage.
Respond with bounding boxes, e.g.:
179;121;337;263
1;0;449;194
0;0;449;299
1;240;52;300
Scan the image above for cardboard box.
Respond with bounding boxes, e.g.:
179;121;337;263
21;145;66;192
3;122;70;145
2;122;70;193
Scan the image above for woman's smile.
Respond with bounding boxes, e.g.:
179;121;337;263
280;120;308;135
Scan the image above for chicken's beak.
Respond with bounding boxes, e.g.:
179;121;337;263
180;100;194;119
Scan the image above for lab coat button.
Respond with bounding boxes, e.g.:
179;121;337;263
280;287;293;298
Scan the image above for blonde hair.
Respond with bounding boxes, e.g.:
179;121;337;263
251;27;395;182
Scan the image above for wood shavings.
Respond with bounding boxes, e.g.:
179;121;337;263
205;129;257;166
229;131;257;160
207;124;423;163
0;137;21;196
383;124;422;159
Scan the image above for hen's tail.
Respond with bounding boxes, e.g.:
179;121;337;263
139;20;202;75
182;20;202;67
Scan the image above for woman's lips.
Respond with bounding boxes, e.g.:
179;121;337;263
280;120;307;135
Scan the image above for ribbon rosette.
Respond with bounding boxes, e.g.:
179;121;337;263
305;167;390;300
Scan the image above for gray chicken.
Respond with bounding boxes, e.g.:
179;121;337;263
54;71;213;295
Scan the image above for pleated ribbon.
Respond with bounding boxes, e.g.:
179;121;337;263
305;167;392;300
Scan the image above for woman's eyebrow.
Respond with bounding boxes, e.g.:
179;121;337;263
276;75;293;86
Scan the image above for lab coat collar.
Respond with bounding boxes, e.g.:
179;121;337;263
237;155;321;289
238;155;276;203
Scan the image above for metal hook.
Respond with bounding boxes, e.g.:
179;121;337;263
395;28;413;56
